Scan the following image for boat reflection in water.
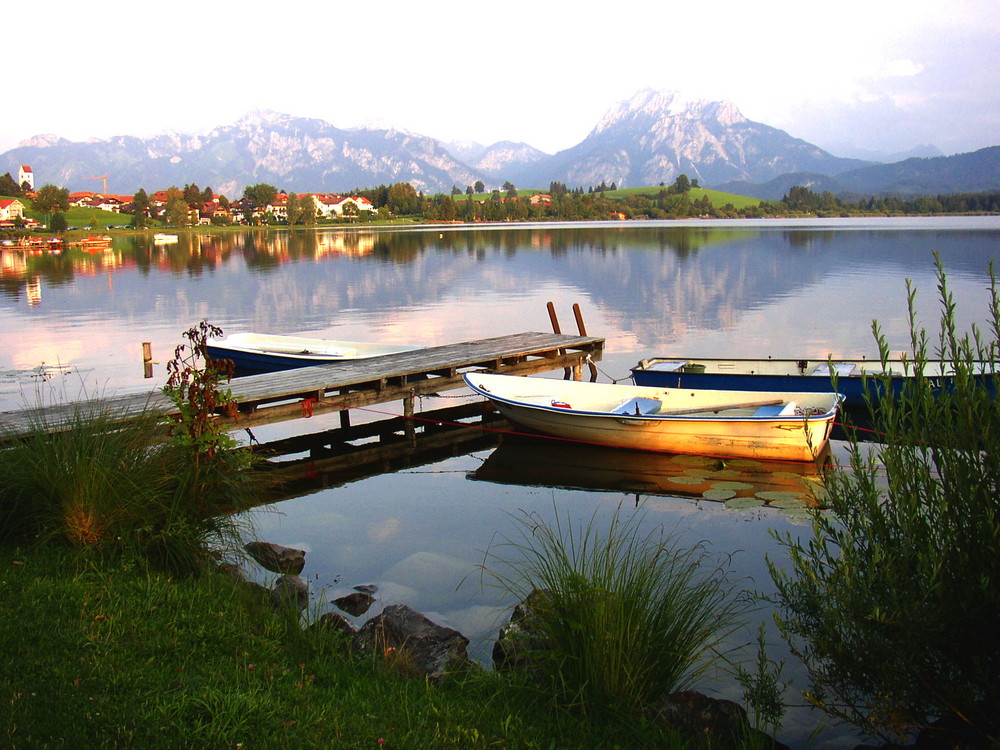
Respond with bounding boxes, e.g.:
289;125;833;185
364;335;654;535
470;435;834;515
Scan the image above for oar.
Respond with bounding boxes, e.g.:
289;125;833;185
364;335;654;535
659;398;785;416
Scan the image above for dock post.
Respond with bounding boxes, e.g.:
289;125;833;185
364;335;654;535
572;303;599;382
142;342;153;379
339;388;351;428
404;391;416;445
546;301;572;379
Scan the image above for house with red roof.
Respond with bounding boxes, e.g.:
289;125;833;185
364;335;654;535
310;194;376;219
0;198;26;225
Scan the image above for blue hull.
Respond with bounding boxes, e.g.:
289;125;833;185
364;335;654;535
630;366;994;410
206;345;343;375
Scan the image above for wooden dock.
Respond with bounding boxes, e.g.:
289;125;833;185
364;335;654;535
261;400;507;502
0;332;604;437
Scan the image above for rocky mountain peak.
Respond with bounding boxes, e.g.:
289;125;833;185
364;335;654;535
233;109;297;131
5;89;980;198
591;89;747;137
17;134;69;149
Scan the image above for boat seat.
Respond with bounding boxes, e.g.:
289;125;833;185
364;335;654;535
754;401;797;417
810;363;857;377
645;360;687;373
611;397;662;415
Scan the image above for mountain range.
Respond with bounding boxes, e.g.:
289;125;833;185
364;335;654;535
2;89;997;199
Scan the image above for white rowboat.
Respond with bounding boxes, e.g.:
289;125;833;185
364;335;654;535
464;372;842;462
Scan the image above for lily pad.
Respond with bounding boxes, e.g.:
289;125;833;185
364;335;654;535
682;468;715;478
668;454;718;467
710;481;754;491
666;475;707;486
702;488;737;501
768;497;812;509
725;496;765;510
756;491;809;504
725;459;763;469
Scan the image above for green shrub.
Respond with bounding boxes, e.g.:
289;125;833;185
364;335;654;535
770;256;1000;744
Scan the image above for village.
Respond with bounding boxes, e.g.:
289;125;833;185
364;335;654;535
0;163;382;229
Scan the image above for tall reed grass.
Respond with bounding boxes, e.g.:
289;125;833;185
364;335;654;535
0;395;260;573
486;505;746;714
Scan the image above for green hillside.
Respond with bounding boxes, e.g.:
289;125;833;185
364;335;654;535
606;186;764;210
434;186;763;210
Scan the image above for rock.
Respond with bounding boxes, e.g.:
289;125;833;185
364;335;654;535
492;588;553;671
333;591;375;617
353;583;378;595
353;604;472;678
312;612;357;638
245;541;306;575
271;574;309;611
644;690;788;750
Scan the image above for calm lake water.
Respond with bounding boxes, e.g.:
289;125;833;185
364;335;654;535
3;216;999;747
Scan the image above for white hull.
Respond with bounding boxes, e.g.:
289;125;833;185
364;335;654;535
214;332;421;359
464;373;841;462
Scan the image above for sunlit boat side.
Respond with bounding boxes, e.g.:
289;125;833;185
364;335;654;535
463;372;842;462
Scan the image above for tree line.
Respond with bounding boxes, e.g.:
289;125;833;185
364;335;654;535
5;170;999;231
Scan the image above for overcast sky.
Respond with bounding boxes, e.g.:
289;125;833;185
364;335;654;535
3;0;997;158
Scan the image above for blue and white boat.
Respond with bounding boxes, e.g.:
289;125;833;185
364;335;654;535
630;356;995;409
207;332;423;375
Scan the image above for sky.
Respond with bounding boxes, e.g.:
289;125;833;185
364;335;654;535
3;0;998;159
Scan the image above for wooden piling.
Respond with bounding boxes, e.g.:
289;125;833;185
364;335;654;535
547;301;573;379
142;342;153;379
572;303;599;382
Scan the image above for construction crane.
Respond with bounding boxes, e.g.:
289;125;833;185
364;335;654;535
87;174;108;194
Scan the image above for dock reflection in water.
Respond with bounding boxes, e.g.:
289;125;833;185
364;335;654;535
470;435;833;515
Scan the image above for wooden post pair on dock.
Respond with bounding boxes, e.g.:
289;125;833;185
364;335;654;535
547;301;598;381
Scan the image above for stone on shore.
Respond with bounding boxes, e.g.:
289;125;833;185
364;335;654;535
353;604;472;678
245;541;306;575
271;574;309;610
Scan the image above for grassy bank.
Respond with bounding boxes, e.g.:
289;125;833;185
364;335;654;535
0;325;724;749
0;544;689;749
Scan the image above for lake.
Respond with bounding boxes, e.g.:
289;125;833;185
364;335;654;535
3;216;999;747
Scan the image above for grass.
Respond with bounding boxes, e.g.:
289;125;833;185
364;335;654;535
484;506;748;716
1;193;137;229
0;354;263;575
0;545;691;749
